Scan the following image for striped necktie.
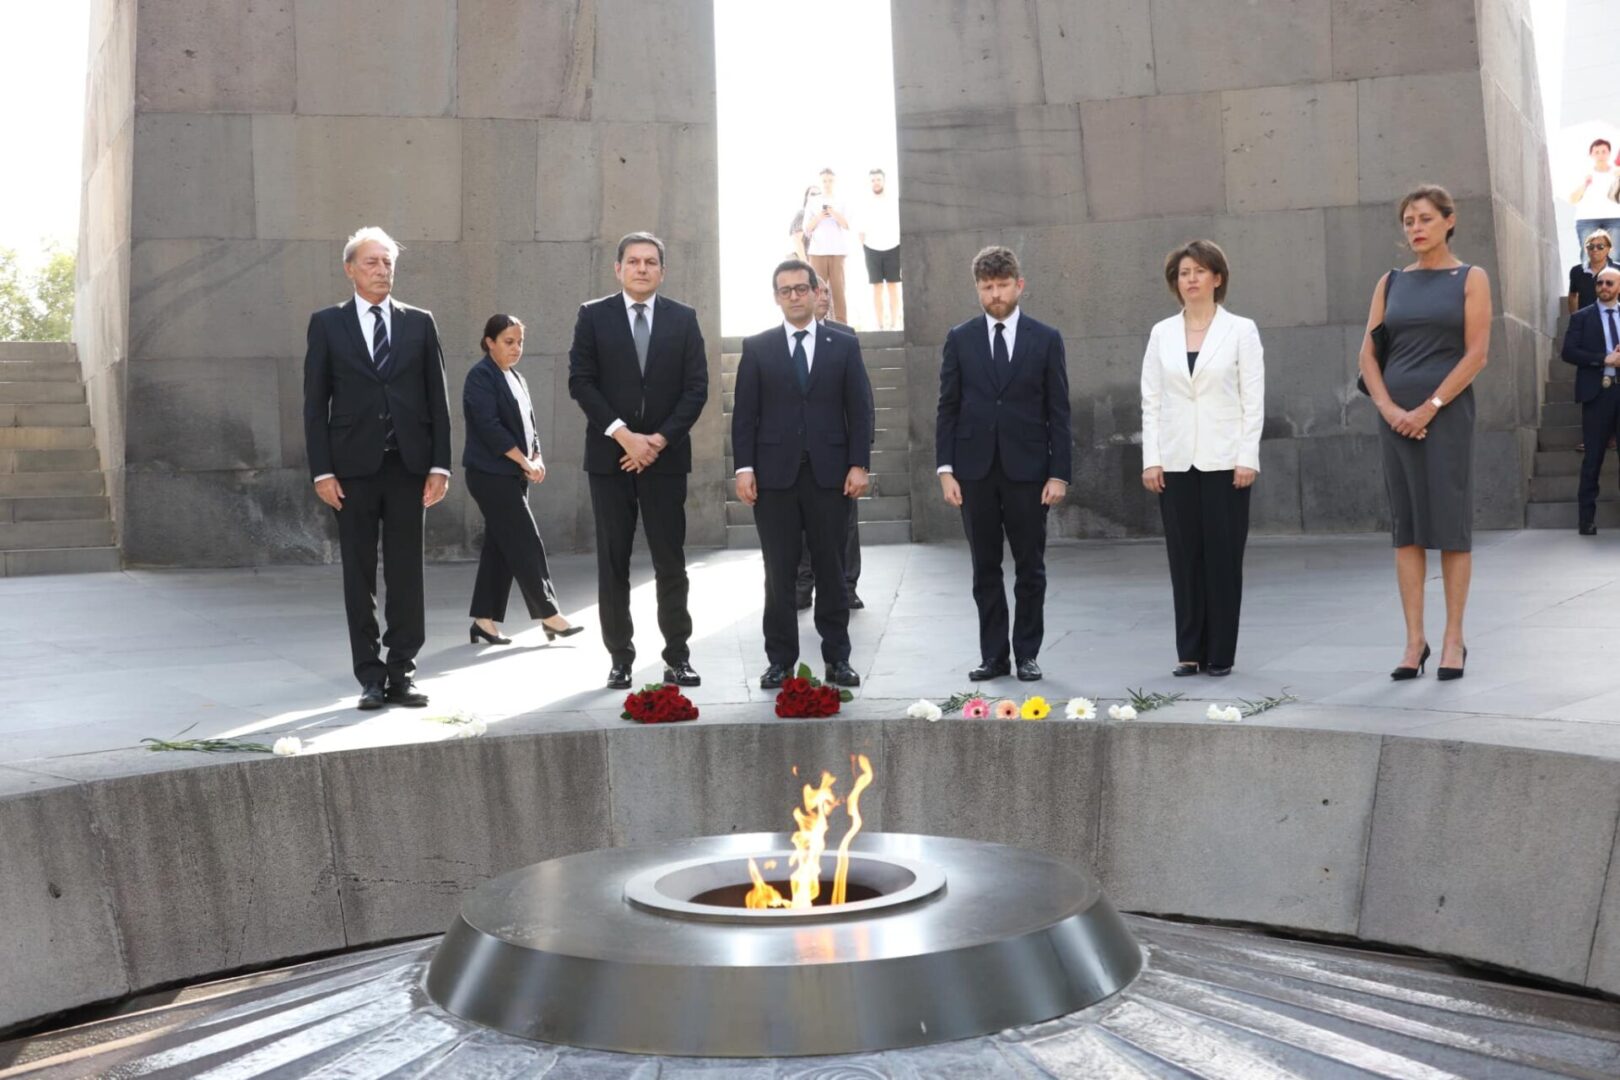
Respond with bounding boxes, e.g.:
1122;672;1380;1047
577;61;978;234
370;305;391;374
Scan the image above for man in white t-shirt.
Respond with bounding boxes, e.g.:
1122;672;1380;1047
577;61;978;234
860;168;903;331
1571;137;1620;251
802;168;852;323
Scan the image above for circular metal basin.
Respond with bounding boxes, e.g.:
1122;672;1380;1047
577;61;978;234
424;832;1142;1057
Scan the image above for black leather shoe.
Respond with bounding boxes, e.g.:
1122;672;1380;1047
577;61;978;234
606;665;632;690
1016;659;1043;682
385;679;429;707
847;591;865;610
358;683;386;711
969;660;1011;681
1580;522;1598;536
664;661;701;687
1205;665;1233;677
796;590;813;611
825;660;861;687
760;663;792;690
1172;662;1201;677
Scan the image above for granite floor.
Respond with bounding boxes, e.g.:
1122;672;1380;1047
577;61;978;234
2;529;1619;778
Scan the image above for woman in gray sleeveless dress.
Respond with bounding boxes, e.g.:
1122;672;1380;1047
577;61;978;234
1358;186;1492;683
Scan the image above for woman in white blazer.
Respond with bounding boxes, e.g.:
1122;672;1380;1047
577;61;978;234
1140;240;1264;677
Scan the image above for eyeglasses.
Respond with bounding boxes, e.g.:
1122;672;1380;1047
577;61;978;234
775;284;813;298
1590;243;1611;250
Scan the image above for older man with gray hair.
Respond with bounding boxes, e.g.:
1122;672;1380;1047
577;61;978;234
304;226;454;709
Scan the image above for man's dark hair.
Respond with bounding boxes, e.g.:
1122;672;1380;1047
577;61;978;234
1163;239;1230;304
1593;138;1613;153
480;313;524;351
772;259;819;291
819;167;835;176
869;168;885;177
616;231;666;265
971;245;1021;282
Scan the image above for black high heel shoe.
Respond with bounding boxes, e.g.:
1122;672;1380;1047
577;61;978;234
1436;645;1467;681
1390;642;1430;680
544;621;586;642
470;622;511;646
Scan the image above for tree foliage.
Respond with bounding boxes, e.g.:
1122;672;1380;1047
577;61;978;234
0;245;75;341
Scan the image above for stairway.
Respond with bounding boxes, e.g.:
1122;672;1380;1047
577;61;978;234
0;342;119;575
720;330;913;549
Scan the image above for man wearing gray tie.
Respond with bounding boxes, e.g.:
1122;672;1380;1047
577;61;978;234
568;232;710;687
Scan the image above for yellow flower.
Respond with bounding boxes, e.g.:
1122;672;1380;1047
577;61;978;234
1020;696;1050;720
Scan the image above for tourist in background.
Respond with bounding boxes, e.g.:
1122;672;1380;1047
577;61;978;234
1140;240;1263;679
463;314;583;647
1572;138;1620;251
1357;185;1490;682
787;184;816;262
860;168;903;330
935;245;1071;683
1560;266;1620;535
802;168;852;323
1569;229;1617;314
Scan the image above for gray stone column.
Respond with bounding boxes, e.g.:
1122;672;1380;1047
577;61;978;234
892;0;1557;540
107;0;722;566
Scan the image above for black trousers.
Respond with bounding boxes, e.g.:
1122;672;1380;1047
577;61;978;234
1578;383;1620;525
756;461;852;667
333;452;425;687
588;471;691;668
959;465;1047;665
795;497;861;597
1159;467;1251;669
466;468;559;623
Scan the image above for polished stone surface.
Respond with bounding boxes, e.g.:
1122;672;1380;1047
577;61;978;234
2;530;1619;775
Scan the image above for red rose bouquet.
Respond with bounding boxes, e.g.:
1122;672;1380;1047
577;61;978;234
621;683;699;724
775;664;854;718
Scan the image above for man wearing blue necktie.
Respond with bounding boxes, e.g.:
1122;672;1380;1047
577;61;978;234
1561;266;1620;534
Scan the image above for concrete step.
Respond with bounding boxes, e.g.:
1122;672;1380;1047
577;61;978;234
2;546;121;577
0;342;74;362
0;403;91;426
0;519;115;551
0;381;85;404
725;518;911;549
1534;449;1587;476
0;471;104;496
0;359;78;382
1540;401;1582;428
0;495;110;523
1545;379;1574;400
1;448;101;472
0;427;95;450
1526;500;1620;529
723;494;912;528
1539;426;1581;450
866;472;911;498
1528;474;1620;502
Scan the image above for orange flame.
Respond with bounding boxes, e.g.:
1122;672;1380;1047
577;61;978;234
831;754;873;904
745;857;785;909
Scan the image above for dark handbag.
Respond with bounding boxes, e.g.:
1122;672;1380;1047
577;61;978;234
1356;269;1399;396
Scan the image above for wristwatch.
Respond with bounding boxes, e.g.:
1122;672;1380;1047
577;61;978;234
1429;395;1444;410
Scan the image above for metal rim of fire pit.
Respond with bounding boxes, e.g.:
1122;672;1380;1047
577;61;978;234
622;848;947;924
424;832;1143;1057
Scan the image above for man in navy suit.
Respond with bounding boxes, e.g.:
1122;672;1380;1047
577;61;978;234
568;232;709;690
304;226;453;710
1561;265;1620;534
935;245;1072;681
733;260;873;690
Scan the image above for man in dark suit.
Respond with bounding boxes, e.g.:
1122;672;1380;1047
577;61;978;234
796;277;869;611
304;226;453;710
1561;265;1620;534
568;232;709;689
935;245;1071;682
733;260;873;689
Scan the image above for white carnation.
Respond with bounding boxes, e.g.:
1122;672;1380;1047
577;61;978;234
906;699;944;721
1207;703;1242;722
272;736;302;757
1107;704;1137;721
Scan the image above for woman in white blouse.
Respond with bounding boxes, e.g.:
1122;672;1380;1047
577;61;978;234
463;314;583;646
1140;240;1265;677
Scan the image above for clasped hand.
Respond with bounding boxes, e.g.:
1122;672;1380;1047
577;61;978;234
1383;404;1431;440
617;431;666;472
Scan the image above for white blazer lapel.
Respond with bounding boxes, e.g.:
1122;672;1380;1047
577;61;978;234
1161;317;1190;388
1191;306;1234;383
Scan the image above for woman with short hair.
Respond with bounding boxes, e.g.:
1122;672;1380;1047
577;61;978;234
1140;239;1264;677
1357;185;1491;681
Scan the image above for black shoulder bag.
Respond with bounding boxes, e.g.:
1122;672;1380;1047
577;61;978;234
1355;268;1399;397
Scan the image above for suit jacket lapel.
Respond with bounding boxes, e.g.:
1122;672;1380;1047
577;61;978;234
806;324;835;395
643;296;677;382
1191;307;1233;383
340;298;382;383
1003;319;1033;388
384;302;415;381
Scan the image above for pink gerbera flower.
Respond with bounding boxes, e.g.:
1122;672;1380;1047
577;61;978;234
962;696;990;719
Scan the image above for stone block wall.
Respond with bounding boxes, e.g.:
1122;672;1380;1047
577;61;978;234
99;0;723;566
893;0;1559;541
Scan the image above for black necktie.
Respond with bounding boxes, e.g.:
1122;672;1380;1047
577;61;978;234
370;305;391;374
993;322;1009;367
1606;309;1618;363
792;330;810;393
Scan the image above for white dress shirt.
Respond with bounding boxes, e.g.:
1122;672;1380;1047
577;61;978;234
937;308;1024;476
604;291;658;437
735;320;819;475
313;293;449;484
503;365;539;461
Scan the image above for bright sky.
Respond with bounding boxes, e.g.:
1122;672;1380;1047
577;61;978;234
0;1;90;266
713;0;898;335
